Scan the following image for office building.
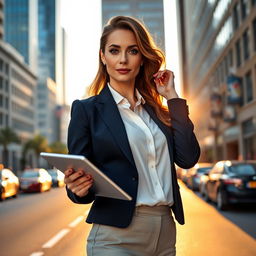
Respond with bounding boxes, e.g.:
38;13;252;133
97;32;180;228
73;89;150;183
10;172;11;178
176;0;256;161
102;0;165;51
0;41;37;171
4;0;38;72
36;0;63;143
0;0;4;40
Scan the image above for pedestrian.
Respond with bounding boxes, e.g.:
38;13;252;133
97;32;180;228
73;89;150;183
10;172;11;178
64;15;200;256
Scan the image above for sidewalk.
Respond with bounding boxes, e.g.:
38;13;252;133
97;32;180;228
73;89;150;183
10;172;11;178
176;182;256;256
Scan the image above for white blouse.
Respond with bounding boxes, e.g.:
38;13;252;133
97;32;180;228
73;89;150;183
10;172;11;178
108;84;174;206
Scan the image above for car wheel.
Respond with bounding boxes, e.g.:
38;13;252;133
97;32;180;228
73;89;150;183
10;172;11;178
217;190;228;211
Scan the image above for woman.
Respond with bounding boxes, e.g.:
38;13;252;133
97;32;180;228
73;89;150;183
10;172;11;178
64;16;200;256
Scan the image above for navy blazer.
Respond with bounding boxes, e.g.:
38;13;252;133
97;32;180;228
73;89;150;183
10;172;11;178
66;85;200;228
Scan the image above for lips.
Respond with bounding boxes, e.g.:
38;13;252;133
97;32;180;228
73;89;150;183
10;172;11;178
116;69;131;74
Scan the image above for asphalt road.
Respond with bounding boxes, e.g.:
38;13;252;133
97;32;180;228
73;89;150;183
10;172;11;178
0;183;255;256
0;187;91;256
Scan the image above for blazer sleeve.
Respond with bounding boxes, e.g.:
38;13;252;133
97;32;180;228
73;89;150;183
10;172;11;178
167;98;200;169
66;99;95;204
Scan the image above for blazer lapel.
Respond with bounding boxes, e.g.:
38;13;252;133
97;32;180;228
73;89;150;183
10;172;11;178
95;86;137;170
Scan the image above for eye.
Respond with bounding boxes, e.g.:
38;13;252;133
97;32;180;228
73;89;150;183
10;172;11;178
129;49;139;55
109;48;119;54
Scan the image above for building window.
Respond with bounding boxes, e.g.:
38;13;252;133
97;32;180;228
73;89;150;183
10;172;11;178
5;114;8;127
252;0;256;6
224;56;229;76
5;80;9;92
5;63;9;75
0;59;3;71
0;77;3;90
235;39;241;67
241;0;249;20
228;49;233;67
242;118;256;160
245;71;253;103
233;3;240;30
253;18;256;51
242;29;250;60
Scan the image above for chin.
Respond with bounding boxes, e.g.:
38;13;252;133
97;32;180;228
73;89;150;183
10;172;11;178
111;76;135;84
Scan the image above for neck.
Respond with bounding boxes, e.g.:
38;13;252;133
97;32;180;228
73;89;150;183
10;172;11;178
109;80;137;105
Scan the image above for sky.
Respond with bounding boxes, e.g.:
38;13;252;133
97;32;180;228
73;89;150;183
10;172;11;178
61;0;180;105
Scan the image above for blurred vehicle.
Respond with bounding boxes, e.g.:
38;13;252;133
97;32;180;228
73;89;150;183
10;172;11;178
205;160;256;210
176;166;183;179
19;168;52;192
47;169;65;187
187;163;213;191
180;169;189;184
0;168;19;201
199;168;212;198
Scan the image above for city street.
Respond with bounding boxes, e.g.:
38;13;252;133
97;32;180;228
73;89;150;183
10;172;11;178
0;183;255;256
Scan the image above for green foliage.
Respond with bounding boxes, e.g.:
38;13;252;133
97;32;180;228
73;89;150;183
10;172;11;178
0;127;20;167
0;127;20;148
49;141;68;154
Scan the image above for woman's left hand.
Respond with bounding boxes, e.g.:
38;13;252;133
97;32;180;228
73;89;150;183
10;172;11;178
153;69;179;100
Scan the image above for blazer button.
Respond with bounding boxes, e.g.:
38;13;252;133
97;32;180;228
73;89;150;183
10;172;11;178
132;177;137;181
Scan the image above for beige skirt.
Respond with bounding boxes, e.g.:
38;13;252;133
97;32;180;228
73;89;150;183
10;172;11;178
86;205;176;256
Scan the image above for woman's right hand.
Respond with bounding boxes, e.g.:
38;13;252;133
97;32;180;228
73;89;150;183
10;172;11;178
64;168;93;197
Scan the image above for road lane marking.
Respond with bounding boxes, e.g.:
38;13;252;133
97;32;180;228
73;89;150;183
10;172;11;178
68;216;84;228
42;229;70;248
30;252;44;256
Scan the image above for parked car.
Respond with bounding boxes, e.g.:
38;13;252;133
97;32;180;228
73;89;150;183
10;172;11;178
205;160;256;210
19;168;52;192
186;163;213;191
47;169;65;187
0;168;19;201
199;168;212;198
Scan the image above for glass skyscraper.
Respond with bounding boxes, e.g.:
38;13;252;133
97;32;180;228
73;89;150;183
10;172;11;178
4;0;38;71
102;0;165;52
38;0;56;82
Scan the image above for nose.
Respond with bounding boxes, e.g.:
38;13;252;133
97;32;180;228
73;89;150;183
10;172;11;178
119;51;127;64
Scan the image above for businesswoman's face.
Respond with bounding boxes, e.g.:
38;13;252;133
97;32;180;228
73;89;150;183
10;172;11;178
100;29;143;86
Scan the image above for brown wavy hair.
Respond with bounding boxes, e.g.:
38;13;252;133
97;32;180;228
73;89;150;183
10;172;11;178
88;16;170;126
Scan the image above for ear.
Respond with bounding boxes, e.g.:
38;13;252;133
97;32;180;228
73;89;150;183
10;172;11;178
100;49;106;65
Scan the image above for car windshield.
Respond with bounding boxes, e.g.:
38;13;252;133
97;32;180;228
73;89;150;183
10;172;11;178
197;167;212;173
22;171;39;178
229;164;256;175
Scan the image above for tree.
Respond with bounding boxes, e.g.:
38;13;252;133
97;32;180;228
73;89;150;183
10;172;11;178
0;127;20;167
23;134;49;167
49;141;68;154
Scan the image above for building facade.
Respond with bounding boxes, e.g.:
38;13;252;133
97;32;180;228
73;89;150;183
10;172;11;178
4;0;38;72
176;0;256;162
102;0;165;52
36;0;64;143
0;41;37;172
0;0;4;40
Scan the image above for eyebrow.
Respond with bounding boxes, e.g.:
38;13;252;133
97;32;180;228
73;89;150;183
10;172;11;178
108;44;138;48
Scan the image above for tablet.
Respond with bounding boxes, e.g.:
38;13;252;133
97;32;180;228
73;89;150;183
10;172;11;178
40;152;132;201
